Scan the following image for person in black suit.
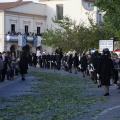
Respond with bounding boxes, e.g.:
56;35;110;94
0;52;3;82
50;53;54;69
62;53;68;71
73;52;79;74
67;52;73;73
80;53;88;77
97;48;114;96
39;54;43;68
56;53;61;70
2;52;9;82
19;51;28;81
46;53;51;69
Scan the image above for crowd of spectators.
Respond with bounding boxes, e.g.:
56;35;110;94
7;31;43;36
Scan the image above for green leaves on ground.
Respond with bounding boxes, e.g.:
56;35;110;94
0;70;108;120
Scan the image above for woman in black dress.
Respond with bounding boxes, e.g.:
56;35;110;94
19;51;28;81
80;53;88;77
73;52;79;74
98;48;114;96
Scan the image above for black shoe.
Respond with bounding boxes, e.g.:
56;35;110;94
83;75;85;78
22;78;25;81
98;85;101;88
104;93;110;96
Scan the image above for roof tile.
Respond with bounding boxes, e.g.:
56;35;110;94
0;1;32;10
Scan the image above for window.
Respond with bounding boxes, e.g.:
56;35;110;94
88;3;90;7
56;4;63;20
25;25;28;34
11;24;15;33
37;27;41;34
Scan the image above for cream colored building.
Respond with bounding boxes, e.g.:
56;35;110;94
0;0;53;56
39;0;104;28
0;0;104;56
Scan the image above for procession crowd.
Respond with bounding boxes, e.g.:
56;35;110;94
0;48;120;96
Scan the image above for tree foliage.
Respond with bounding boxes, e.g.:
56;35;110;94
94;0;120;39
42;16;113;52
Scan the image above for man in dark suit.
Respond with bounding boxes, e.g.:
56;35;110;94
46;53;51;69
56;53;61;70
0;52;3;82
2;52;9;82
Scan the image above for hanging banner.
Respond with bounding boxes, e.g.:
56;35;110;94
18;34;26;46
22;34;26;46
34;36;42;47
18;35;22;46
33;35;37;47
37;36;42;46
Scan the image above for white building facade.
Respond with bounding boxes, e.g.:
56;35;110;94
0;0;104;56
39;0;103;28
0;1;53;56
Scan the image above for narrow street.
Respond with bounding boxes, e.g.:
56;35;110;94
0;67;120;120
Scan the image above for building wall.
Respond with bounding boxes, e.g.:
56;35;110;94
7;2;46;16
4;13;46;34
0;11;5;52
40;0;99;29
4;12;47;53
0;0;104;53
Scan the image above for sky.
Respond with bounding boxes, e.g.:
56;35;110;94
0;0;39;3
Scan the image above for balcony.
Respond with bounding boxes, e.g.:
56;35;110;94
6;34;18;42
6;34;42;42
83;0;94;2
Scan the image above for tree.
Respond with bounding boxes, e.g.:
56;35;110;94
42;16;113;52
94;0;120;39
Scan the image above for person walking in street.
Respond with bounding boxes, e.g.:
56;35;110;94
112;53;120;84
2;52;9;82
56;53;61;70
73;52;79;74
98;48;114;96
67;52;73;73
0;52;3;82
80;52;88;77
19;51;28;81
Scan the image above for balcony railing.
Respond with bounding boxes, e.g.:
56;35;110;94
83;0;94;2
6;35;18;42
6;34;40;42
6;34;43;47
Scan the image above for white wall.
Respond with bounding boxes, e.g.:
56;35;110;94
4;11;46;53
0;11;5;52
4;14;46;34
8;2;46;16
40;0;99;29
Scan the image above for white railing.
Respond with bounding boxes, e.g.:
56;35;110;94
6;34;35;42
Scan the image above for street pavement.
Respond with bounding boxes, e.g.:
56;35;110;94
0;67;120;120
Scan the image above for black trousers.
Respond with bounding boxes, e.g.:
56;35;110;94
113;69;118;84
0;69;2;81
2;69;6;82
